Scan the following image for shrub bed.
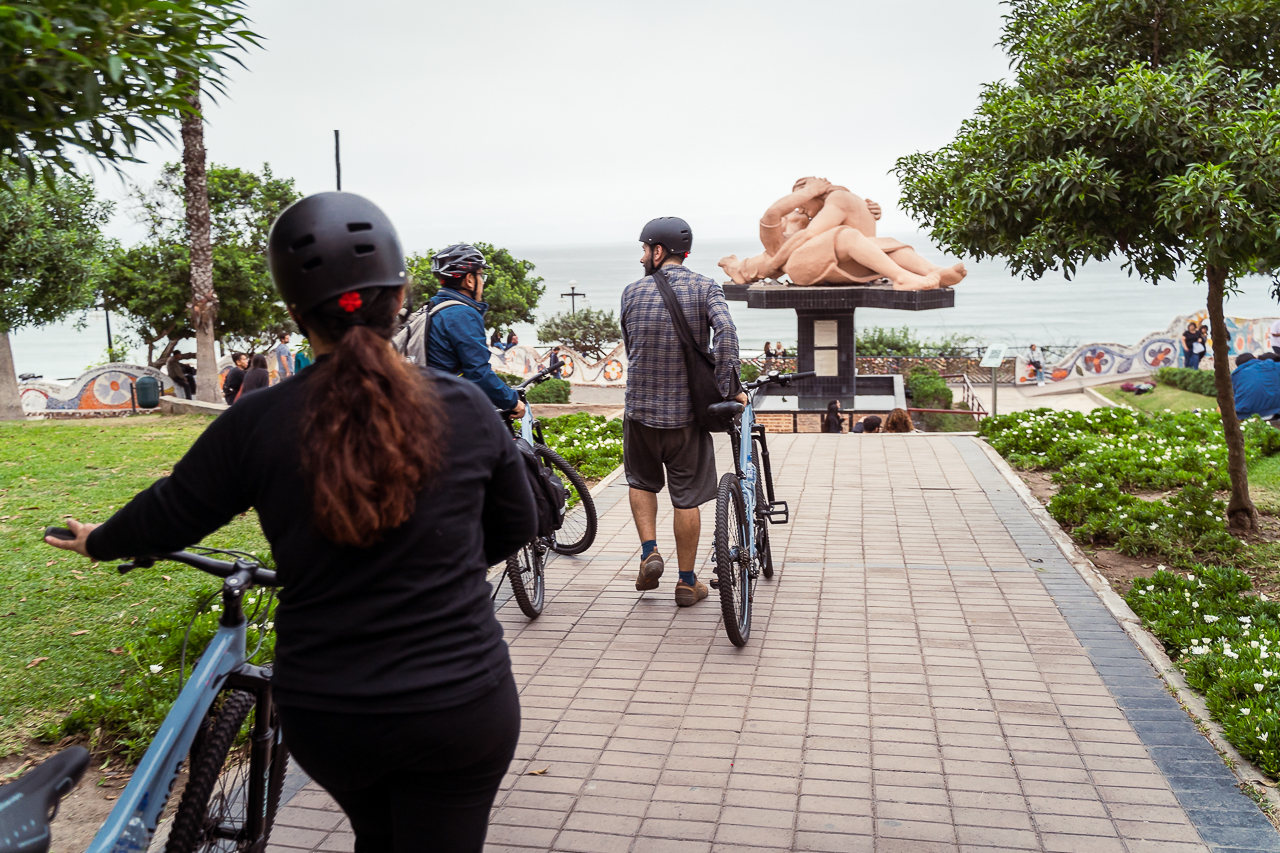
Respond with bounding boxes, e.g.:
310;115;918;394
538;413;623;482
1127;565;1280;778
1155;366;1217;397
980;407;1280;564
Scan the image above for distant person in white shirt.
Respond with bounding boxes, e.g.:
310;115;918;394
1026;343;1045;386
1270;319;1280;354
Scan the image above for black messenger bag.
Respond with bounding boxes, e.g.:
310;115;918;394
651;269;737;433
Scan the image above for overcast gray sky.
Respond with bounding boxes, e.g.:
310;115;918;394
94;0;1013;252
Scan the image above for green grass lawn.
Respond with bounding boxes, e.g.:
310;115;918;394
0;415;267;755
1094;382;1214;414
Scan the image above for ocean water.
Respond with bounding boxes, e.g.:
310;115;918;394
11;234;1280;379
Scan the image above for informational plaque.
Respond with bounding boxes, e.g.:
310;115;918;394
979;344;1008;368
814;319;838;348
814;349;839;376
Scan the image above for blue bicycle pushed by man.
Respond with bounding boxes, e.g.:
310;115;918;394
1;531;287;853
707;369;814;646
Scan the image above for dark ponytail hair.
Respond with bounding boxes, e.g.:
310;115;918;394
299;286;444;548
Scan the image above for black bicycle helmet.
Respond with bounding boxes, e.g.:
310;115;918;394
431;243;489;279
267;192;406;315
639;217;693;254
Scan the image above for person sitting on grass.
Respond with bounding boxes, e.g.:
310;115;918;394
883;408;914;433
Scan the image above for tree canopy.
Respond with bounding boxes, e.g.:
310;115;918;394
0;159;112;334
0;1;258;181
405;243;545;331
893;0;1280;288
100;162;299;363
537;308;622;360
892;0;1280;529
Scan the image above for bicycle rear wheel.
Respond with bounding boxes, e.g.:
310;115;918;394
166;691;287;853
538;446;597;555
714;473;752;647
506;540;546;619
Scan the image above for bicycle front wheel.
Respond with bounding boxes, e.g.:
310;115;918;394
166;691;287;853
714;473;752;647
506;541;546;619
538;446;597;555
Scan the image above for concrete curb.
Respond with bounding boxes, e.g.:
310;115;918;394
975;438;1280;807
1084;386;1124;409
158;397;227;416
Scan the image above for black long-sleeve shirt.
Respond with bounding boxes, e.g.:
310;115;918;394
222;367;244;405
87;367;537;713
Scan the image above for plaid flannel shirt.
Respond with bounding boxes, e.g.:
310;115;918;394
620;264;740;429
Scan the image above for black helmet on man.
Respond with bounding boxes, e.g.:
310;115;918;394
431;244;489;279
639;217;693;255
267;192;407;315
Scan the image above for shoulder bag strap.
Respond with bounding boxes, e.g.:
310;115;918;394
652;270;714;367
417;299;471;365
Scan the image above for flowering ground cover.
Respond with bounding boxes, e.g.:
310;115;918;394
980;407;1280;566
1128;566;1280;778
539;412;623;482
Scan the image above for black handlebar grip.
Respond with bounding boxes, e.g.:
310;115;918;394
790;371;817;380
44;526;75;541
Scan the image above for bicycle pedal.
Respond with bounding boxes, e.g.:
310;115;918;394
765;500;790;524
709;577;720;589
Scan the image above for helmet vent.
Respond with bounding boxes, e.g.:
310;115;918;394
354;244;376;256
302;257;324;272
347;222;373;232
290;234;315;252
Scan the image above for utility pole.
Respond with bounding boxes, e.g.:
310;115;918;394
104;304;114;362
334;130;341;191
561;283;585;315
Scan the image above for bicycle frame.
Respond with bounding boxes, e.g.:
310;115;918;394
86;572;280;852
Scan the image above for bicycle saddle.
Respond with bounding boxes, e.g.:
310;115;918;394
0;747;89;853
707;401;745;418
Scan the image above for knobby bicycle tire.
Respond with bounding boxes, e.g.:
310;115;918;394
166;690;286;853
714;473;751;647
537;446;597;556
506;541;546;619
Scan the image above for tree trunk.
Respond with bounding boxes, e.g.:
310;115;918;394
0;332;25;420
181;82;218;404
1207;265;1258;531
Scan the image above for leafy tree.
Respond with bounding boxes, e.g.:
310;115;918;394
894;0;1280;530
0;162;112;418
405;243;544;331
101;163;300;365
0;1;258;182
855;325;974;357
537;309;622;360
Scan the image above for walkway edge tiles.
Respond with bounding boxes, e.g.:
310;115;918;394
973;436;1280;813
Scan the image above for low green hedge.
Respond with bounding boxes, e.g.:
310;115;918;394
1155;366;1217;397
1128;565;1280;778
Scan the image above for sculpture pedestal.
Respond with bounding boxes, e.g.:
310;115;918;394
724;281;955;417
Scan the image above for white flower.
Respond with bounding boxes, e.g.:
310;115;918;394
1190;646;1209;655
1258;684;1266;693
1227;650;1241;659
1262;732;1270;742
1193;602;1200;609
149;665;162;674
1204;615;1220;623
1241;707;1251;715
1253;641;1261;648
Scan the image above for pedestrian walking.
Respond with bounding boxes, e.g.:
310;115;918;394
222;352;248;405
236;354;270;402
621;216;744;608
45;192;537;852
272;332;295;384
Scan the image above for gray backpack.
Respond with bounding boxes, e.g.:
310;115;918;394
391;299;470;365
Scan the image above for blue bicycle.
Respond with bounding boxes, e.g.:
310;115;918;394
1;531;287;853
708;369;814;646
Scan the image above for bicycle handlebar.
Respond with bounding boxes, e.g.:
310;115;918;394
745;369;817;390
44;527;280;587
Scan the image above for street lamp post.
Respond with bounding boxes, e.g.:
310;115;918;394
561;282;585;315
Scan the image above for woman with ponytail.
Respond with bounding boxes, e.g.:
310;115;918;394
45;193;538;852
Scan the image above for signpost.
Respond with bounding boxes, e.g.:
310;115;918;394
979;344;1009;417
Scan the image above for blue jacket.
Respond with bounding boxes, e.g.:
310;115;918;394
426;288;518;411
1233;358;1280;419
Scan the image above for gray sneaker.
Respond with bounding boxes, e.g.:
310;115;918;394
635;551;664;591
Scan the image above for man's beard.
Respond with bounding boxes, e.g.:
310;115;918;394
642;255;659;276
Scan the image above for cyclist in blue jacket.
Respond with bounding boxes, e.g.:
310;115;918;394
426;244;525;417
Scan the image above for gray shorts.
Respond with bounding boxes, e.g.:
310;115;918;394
623;419;717;509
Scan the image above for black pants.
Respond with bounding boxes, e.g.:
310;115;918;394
278;673;520;853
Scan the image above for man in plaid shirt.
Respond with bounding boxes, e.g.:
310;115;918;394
621;217;744;608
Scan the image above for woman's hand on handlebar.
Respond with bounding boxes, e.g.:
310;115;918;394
511;400;527;418
44;518;98;558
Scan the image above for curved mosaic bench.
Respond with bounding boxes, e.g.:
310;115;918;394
20;364;176;414
491;343;627;387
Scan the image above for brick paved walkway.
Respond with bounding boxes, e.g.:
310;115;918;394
266;435;1279;853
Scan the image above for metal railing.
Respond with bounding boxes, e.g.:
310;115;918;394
939;373;987;421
